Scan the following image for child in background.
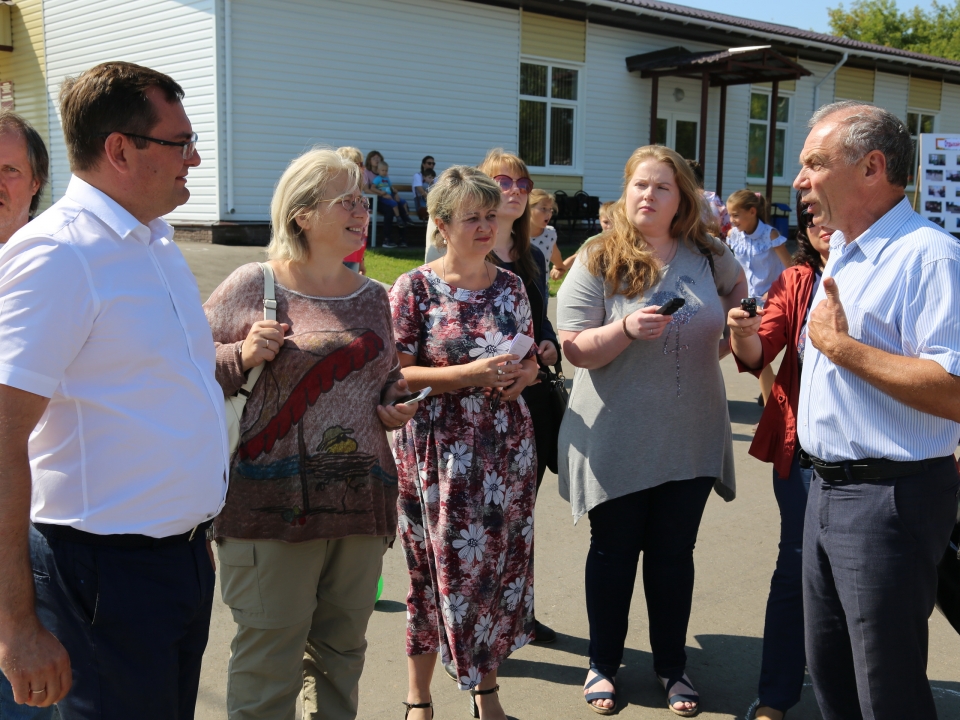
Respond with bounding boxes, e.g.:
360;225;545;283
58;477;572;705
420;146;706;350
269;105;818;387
528;189;563;277
373;161;411;248
413;168;437;220
550;200;614;279
726;189;793;406
337;146;367;274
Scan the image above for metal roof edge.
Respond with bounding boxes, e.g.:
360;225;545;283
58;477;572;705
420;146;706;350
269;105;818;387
589;0;960;72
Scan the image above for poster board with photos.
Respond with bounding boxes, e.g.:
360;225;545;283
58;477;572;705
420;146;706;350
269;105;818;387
918;134;960;231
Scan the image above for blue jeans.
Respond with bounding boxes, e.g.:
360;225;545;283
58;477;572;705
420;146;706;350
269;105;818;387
29;525;214;720
758;451;811;711
585;477;715;678
803;457;960;720
378;197;410;243
0;672;57;720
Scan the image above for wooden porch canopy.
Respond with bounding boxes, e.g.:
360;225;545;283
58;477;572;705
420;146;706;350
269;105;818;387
625;46;811;201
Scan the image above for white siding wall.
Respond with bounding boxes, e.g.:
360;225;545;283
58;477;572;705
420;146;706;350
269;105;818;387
874;72;910;123
227;0;519;222
583;22;748;201
940;83;960;133
42;0;220;223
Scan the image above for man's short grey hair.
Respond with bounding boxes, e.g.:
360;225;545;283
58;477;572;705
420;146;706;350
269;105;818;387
809;101;913;188
0;110;48;215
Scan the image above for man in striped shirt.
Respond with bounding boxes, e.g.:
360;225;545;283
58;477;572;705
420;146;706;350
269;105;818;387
795;100;960;720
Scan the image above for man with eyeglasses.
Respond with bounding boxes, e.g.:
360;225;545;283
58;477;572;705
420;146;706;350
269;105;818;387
0;62;227;720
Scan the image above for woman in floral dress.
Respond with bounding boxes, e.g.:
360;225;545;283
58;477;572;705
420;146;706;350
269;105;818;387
389;166;540;720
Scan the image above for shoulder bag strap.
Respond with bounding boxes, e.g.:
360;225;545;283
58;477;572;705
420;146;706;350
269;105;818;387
237;262;276;396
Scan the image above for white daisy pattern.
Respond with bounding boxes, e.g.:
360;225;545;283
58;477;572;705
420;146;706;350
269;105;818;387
468;331;511;359
443;441;473;476
460;395;482;414
452;523;487;564
474;613;495;645
458;666;483;690
494;288;516;313
483;472;506;506
521;516;534;543
513;299;532;329
504;577;525;610
443;593;469;625
510;633;531;653
515;438;534;472
389;268;536;688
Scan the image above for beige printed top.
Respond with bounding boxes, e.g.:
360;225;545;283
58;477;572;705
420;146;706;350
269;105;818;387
204;263;402;542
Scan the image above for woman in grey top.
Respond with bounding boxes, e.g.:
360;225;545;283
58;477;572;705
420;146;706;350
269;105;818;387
557;146;746;717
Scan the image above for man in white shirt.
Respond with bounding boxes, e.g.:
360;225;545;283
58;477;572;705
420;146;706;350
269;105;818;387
795;101;960;720
0;62;228;720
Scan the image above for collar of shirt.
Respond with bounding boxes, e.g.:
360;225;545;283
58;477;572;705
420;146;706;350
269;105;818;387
829;196;913;264
64;175;174;247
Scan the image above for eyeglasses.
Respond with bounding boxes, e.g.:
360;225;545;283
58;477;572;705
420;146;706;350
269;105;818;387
103;131;199;159
325;194;371;212
493;175;533;194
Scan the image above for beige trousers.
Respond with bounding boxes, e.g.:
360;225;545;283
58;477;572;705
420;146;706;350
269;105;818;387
218;535;386;720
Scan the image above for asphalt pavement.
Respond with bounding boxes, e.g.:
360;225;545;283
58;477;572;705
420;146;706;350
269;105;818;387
181;242;960;719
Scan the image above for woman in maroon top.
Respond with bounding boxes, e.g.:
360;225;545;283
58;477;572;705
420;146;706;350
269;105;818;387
727;196;833;720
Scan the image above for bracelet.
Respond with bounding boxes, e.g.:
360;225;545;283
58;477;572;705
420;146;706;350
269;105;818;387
622;316;639;341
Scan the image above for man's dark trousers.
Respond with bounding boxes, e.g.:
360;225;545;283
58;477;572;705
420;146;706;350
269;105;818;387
802;457;959;720
29;525;215;720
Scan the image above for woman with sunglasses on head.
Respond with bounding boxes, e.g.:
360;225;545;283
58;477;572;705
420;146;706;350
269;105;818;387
727;194;833;720
390;166;540;720
558;146;746;716
204;148;418;720
478;149;561;645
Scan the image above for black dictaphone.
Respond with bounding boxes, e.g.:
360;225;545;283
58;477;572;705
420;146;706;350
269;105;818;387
655;297;686;316
740;298;758;317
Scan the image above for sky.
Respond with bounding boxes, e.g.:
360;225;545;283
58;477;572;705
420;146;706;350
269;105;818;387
669;0;925;36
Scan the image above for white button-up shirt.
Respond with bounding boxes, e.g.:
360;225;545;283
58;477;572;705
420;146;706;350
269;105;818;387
798;197;960;462
0;176;229;537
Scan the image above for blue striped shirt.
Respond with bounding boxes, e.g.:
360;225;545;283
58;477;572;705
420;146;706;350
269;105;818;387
797;197;960;462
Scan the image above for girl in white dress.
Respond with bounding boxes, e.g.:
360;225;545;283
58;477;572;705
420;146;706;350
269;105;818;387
725;190;793;406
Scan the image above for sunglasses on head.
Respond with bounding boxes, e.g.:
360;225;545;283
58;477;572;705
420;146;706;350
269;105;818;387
493;175;533;194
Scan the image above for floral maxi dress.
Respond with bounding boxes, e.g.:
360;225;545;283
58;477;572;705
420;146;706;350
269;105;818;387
389;266;537;690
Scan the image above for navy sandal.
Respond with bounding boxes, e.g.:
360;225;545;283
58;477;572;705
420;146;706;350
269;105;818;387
583;668;617;715
402;700;433;719
658;672;700;717
468;684;499;718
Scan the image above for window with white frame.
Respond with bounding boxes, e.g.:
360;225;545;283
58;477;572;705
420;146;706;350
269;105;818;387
906;110;937;186
747;91;791;179
519;61;580;169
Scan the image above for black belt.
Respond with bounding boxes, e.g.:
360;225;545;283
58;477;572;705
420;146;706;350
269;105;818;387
799;449;951;482
33;519;213;549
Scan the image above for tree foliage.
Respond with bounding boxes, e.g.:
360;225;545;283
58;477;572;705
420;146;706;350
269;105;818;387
828;0;960;60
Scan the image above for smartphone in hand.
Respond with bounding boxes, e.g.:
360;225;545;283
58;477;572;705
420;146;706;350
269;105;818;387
390;386;432;406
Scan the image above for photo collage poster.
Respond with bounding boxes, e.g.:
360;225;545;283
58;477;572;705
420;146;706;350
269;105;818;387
918;134;960;231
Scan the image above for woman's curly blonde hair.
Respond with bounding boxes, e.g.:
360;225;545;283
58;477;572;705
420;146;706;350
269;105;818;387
585;145;718;299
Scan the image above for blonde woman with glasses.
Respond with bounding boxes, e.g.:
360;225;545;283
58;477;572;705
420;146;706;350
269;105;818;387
390;166;540;720
204;148;418;720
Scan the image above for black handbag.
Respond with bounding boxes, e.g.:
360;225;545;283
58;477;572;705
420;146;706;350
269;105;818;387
525;360;569;475
935;515;960;635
